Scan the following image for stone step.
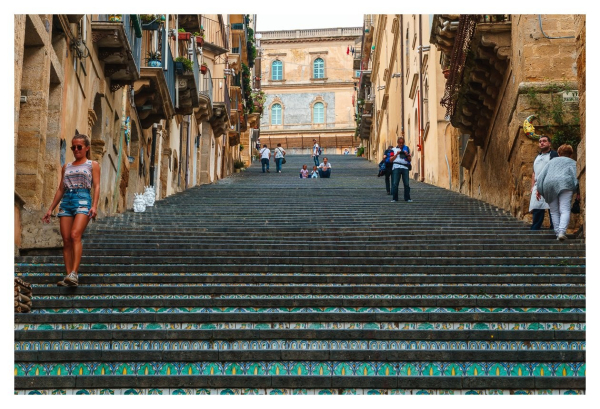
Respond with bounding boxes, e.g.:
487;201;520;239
18;273;586;285
25;299;587;310
16;249;586;259
14;375;586;392
24;285;586;296
14;265;586;274
15;256;586;266
14;312;586;323
15;350;585;362
15;337;585;352
15;329;585;342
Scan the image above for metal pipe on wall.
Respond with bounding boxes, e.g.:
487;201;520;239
418;14;425;182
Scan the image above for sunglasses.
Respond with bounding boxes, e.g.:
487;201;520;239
71;145;85;151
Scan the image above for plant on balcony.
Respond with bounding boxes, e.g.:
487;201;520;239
234;160;245;169
193;32;205;47
178;27;191;41
239;143;244;151
174;56;193;74
141;14;162;30
200;62;208;75
109;15;122;22
356;146;365;157
146;51;162;67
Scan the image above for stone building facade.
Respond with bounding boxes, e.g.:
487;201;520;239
356;14;584;232
257;27;361;154
356;15;455;188
429;14;583;232
14;14;261;252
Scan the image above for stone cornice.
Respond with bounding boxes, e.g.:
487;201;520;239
262;81;355;89
260;128;355;135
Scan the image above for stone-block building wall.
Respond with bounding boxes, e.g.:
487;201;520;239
574;15;585;237
258;28;361;152
431;15;582;230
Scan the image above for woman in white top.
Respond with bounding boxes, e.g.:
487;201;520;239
274;143;286;173
42;134;101;286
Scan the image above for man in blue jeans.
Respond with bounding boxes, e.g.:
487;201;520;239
259;144;271;173
390;137;412;202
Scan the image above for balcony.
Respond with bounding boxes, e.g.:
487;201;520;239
134;27;175;129
178;14;201;33
432;15;512;146
208;78;231;137
175;46;200;115
91;14;142;90
200;15;229;55
196;76;213;124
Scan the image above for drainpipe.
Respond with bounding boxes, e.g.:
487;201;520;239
418;15;425;182
175;16;179;109
186;115;191;189
443;122;452;189
149;123;158;187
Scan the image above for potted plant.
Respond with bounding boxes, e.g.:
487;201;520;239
193;32;204;47
174;56;193;75
109;14;122;22
140;15;161;30
200;62;208;75
233;159;245;172
356;146;365;157
178;27;191;41
239;144;244;152
146;50;161;67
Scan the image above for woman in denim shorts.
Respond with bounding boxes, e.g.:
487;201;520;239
42;134;100;286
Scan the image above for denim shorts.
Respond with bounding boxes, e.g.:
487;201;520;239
57;189;92;217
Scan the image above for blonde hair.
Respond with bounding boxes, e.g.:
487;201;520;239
72;134;91;159
557;144;573;158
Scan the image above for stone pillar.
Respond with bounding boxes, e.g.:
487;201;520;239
15;15;52;210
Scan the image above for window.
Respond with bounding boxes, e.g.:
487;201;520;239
271;103;282;125
272;60;283;80
313;102;324;124
313;58;324;79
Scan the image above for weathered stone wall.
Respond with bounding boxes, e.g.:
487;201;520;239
463;15;580;228
574;15;586;236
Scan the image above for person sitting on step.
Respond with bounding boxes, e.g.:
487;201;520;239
300;164;309;179
318;157;332;178
310;166;319;178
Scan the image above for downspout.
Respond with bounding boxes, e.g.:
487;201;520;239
175;16;179;109
443;122;452;190
112;89;128;212
400;16;405;136
186;115;191;189
149;123;158;187
418;14;425;182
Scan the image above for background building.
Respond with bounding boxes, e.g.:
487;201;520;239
257;27;362;154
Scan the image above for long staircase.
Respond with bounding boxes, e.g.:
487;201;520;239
14;154;585;395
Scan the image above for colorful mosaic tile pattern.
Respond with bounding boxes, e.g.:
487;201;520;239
14;322;587;331
14;388;586;395
14;340;586;351
14;361;586;377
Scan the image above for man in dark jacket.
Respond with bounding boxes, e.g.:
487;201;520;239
383;145;394;194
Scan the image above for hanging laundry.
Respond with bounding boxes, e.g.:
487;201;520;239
346;46;350;55
351;46;355;55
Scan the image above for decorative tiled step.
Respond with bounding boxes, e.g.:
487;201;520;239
14;340;586;351
15;155;585;392
14;361;586;378
12;387;587;395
